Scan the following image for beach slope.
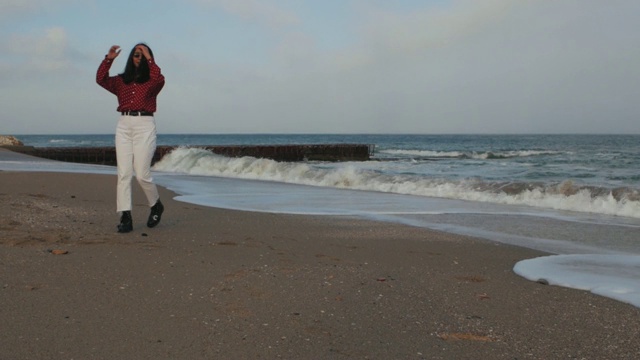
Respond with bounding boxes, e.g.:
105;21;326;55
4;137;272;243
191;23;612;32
1;171;639;359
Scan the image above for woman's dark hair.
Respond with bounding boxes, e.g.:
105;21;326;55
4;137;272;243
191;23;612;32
119;43;155;84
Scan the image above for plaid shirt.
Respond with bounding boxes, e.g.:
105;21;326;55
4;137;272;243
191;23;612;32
96;57;165;113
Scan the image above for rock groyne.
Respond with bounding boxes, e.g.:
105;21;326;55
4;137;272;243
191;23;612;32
10;144;374;166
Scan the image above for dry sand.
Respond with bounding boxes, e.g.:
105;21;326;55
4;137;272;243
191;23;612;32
1;170;639;359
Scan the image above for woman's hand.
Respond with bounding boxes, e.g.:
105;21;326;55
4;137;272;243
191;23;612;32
107;45;121;60
136;44;152;60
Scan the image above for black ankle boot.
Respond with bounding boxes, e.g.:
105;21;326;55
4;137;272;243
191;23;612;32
147;200;164;228
117;211;133;233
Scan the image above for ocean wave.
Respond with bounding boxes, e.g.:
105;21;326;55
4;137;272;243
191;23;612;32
153;148;640;219
48;139;101;147
379;149;562;160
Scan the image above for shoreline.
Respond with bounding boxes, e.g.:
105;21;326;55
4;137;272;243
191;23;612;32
1;170;639;359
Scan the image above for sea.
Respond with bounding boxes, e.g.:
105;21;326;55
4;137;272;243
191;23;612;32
3;134;640;308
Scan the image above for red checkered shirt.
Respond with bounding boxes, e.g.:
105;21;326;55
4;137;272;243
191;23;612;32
96;57;165;113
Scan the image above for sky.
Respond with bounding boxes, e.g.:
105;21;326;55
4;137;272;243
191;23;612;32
1;0;639;135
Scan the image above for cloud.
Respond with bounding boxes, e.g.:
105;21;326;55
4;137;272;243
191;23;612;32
3;0;639;134
0;0;75;20
356;0;514;56
273;0;640;133
10;27;67;57
189;0;300;28
0;0;41;16
1;27;72;74
55;0;625;135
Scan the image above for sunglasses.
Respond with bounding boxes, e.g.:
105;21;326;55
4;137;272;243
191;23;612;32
133;53;142;59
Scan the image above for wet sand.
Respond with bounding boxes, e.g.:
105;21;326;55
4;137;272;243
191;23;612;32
1;169;639;359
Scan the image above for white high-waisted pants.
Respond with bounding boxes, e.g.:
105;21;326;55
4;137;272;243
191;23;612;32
115;115;159;212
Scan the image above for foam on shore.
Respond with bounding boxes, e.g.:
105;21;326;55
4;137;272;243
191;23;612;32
514;255;640;308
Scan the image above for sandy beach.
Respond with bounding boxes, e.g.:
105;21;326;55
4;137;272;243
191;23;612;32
1;169;639;359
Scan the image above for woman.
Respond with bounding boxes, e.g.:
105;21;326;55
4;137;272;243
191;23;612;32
96;43;165;233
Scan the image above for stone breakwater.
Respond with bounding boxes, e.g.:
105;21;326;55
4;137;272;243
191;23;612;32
0;135;24;146
7;144;374;165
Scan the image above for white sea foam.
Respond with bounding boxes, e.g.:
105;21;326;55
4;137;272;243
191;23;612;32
153;148;640;219
380;149;466;158
514;255;640;308
379;149;561;159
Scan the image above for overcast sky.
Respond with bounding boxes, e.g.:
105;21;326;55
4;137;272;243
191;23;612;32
1;0;639;135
